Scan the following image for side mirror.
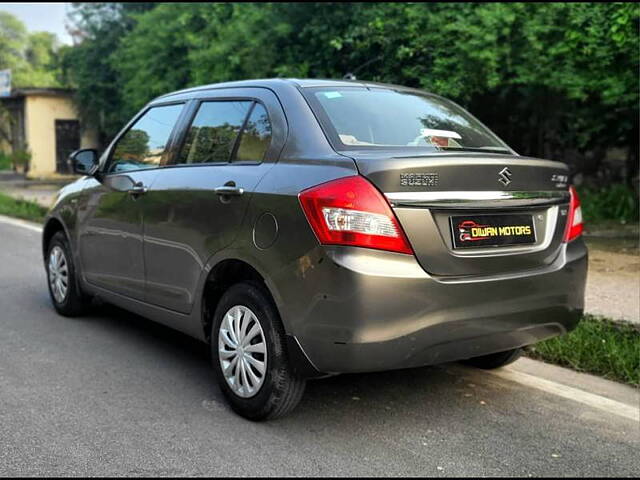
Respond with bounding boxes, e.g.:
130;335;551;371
70;149;99;176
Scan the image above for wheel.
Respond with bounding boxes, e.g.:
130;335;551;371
211;282;306;420
46;231;90;316
462;348;522;369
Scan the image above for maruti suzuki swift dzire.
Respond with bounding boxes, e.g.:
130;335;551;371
43;79;587;420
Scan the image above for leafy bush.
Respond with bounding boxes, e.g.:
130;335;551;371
0;150;32;171
0;151;11;170
10;149;31;167
578;184;639;223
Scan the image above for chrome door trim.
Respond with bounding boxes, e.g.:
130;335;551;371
385;190;570;208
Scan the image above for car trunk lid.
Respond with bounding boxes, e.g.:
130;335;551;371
346;151;572;277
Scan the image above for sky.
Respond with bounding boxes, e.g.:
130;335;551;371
0;2;73;44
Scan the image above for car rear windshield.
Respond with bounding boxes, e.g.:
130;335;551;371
306;87;510;153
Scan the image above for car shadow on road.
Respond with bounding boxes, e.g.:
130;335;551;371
77;302;505;427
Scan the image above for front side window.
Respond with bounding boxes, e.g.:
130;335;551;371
178;101;252;164
307;87;510;154
108;104;184;173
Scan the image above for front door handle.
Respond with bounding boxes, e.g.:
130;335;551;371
128;181;148;197
215;184;244;197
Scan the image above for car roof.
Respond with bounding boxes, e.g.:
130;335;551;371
154;78;425;101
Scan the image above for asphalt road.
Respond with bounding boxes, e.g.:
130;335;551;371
0;218;638;477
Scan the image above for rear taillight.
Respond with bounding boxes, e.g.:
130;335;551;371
299;176;414;255
563;185;584;242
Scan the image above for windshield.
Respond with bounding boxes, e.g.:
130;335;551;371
307;87;510;153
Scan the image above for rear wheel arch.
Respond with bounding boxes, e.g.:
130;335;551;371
210;281;307;420
202;259;278;342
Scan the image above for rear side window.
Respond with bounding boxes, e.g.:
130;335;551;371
178;101;252;164
108;103;184;173
234;103;272;163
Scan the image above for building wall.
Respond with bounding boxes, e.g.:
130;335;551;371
24;94;99;178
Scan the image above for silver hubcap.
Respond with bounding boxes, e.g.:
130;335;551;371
218;305;267;398
48;246;69;303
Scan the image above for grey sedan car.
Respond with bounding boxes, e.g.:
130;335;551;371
43;79;587;420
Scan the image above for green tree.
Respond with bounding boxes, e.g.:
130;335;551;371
0;11;65;157
110;3;203;115
0;12;64;87
113;128;149;161
64;2;640;184
62;2;155;143
0;11;28;82
23;31;64;86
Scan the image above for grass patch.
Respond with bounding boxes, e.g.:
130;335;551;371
527;315;640;386
0;191;47;223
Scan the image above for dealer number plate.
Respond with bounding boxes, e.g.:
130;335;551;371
450;214;536;249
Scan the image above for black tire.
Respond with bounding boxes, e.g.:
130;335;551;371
462;347;522;369
211;282;306;420
45;231;90;317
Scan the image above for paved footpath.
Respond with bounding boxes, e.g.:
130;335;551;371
0;173;61;209
0;215;638;477
584;244;639;324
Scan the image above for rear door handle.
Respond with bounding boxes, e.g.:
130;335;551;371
214;185;244;197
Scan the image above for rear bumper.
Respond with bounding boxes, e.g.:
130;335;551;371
281;239;587;375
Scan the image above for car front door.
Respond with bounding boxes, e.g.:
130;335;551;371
78;103;185;299
141;88;286;314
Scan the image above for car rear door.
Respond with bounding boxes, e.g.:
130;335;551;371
141;88;287;313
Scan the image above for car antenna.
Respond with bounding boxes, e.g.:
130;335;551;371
343;55;384;82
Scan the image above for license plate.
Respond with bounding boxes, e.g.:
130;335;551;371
450;214;536;249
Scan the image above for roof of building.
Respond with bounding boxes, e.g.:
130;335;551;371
2;88;75;99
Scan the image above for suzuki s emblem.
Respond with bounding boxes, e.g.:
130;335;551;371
498;167;513;186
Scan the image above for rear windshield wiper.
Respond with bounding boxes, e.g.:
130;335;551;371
440;146;511;154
